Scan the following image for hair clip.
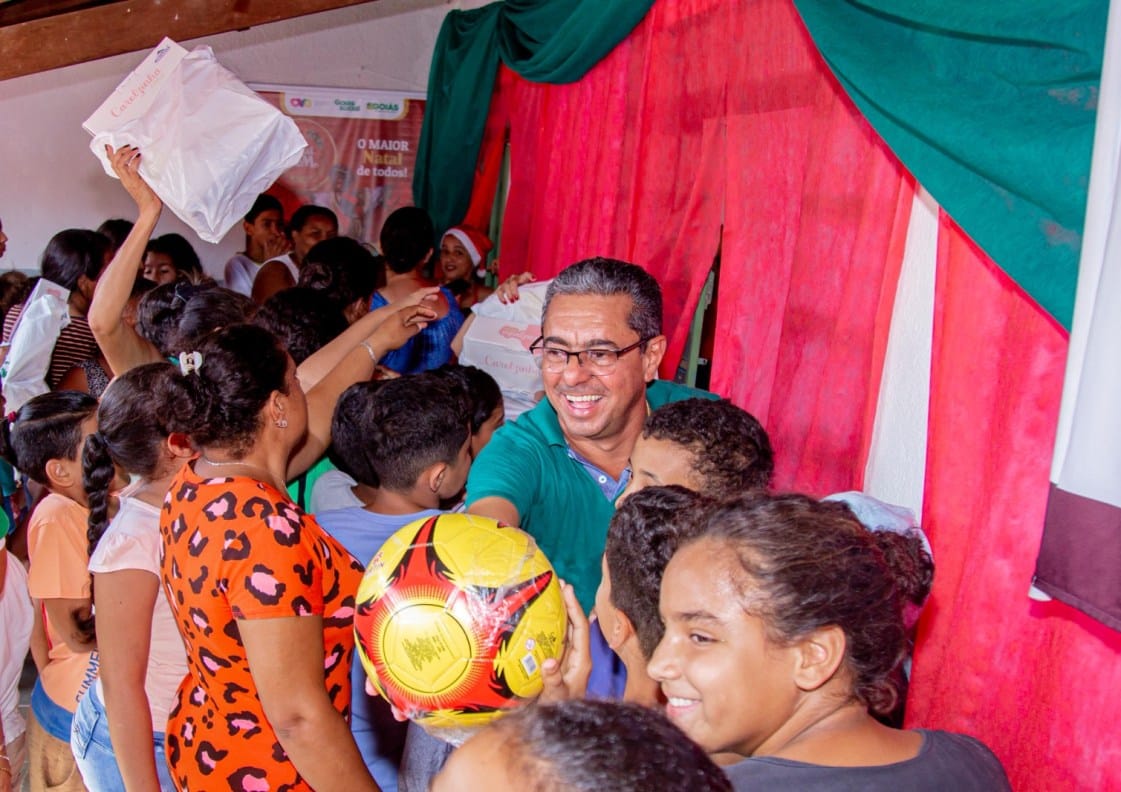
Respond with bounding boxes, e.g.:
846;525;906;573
179;351;204;376
172;281;200;308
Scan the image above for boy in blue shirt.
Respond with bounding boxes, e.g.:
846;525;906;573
315;373;472;791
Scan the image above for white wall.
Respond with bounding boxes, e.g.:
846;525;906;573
0;0;489;277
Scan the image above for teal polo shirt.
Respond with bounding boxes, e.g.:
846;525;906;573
466;380;718;612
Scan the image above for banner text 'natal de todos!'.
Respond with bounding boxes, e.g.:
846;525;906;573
252;84;425;249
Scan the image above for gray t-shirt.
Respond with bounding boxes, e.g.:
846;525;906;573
725;730;1010;791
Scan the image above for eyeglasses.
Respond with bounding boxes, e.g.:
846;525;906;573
529;336;649;373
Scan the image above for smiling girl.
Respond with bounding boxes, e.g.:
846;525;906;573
649;494;1010;791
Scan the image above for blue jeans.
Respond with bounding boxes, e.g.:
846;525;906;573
70;686;175;792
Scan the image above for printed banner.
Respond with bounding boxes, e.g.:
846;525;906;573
251;84;425;247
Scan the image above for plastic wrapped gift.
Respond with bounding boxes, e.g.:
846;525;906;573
83;38;306;243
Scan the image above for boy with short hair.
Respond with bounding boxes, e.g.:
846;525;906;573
223;193;288;296
594;486;711;705
432;699;732;792
618;397;773;503
315;372;472;791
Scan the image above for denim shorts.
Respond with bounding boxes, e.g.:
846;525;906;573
70;686;175;792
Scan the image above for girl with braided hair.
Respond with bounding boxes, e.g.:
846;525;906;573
71;363;188;791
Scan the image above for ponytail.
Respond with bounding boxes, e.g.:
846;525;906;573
159;324;289;456
872;529;934;610
82;431;115;558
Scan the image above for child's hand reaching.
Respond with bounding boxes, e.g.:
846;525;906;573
538;581;591;703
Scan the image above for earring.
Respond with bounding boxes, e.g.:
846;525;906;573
275;416;288;429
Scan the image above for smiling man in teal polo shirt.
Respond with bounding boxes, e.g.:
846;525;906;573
466;258;716;613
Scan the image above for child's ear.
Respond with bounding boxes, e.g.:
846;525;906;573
166;432;195;459
44;457;72;491
424;462;448;495
606;606;637;650
343;298;369;325
791;625;847;693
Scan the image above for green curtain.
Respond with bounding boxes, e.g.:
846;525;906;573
793;1;1108;328
413;0;655;238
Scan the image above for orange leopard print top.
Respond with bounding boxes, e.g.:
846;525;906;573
160;464;363;791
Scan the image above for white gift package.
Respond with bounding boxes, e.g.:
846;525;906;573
83;38;306;243
0;279;72;413
458;282;548;419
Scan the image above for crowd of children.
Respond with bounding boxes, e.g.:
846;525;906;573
0;142;1012;792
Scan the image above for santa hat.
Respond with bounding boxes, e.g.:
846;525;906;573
444;225;494;277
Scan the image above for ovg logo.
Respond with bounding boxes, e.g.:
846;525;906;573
289;97;313;109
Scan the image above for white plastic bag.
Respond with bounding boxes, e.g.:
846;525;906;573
83;38;307;243
458;282;548;420
0;279;72;413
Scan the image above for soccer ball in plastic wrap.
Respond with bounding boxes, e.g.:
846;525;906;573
354;513;567;743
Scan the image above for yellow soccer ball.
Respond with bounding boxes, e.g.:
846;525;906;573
354;513;567;741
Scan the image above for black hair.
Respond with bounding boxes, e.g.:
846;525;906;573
331;373;469;491
136;280;208;357
171;287;257;353
437;364;502;434
289;205;338;235
490;700;731;792
97;218;134;253
298;237;383;312
41;229;109;290
245;193;283;223
328;380;387;487
379;206;434;274
83;363;176;558
0;390;97;486
644;398;774;497
689;493;934;715
0;270;31;324
145;233;204;282
159;324;289;456
255;287;348;364
606;485;712;658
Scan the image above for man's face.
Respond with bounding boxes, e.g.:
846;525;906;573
539;293;664;445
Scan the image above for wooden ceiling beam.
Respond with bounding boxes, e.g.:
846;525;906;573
0;0;381;82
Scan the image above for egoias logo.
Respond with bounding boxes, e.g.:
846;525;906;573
289;97;313;108
366;102;401;112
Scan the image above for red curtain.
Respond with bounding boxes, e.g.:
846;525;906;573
907;213;1121;789
494;0;910;497
714;0;913;495
474;2;1121;785
496;0;729;380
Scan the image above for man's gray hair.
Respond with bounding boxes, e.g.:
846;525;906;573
542;258;663;340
